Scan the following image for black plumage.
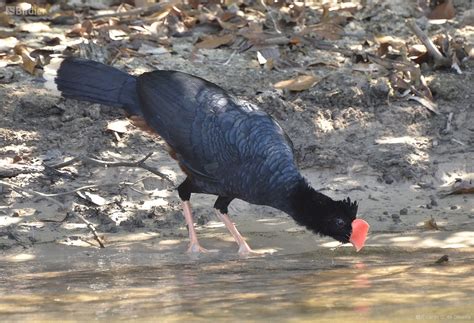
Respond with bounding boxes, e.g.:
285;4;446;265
48;58;364;253
137;71;301;209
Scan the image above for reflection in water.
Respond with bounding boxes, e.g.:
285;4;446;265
0;246;473;321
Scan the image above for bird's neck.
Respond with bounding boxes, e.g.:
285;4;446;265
278;178;337;233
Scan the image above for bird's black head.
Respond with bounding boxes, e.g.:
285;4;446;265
319;197;358;243
287;181;358;243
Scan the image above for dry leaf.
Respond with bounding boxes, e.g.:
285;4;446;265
0;54;21;69
109;29;128;41
13;44;38;75
0;13;14;27
135;0;155;7
0;30;16;39
107;120;130;133
434;255;449;265
300;24;343;41
441;178;474;196
51;14;79;26
149;5;173;21
256;52;275;70
21;56;37;75
408;44;427;57
352;63;379;73
274;75;319;91
138;43;169;55
424;217;440;230
77;191;107;206
43;36;61;46
0;37;19;52
195;34;235;49
320;5;330;23
427;0;455;20
374;35;406;47
18;22;51;33
289;36;302;45
256;47;280;66
30;49;54;59
66;20;94;38
374;35;406;57
408;95;440;115
257;51;267;65
217;15;247;31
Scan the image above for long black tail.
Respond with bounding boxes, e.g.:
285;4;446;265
44;57;141;116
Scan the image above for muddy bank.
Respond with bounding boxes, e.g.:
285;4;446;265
0;0;473;255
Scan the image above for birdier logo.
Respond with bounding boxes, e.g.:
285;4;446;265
5;3;39;16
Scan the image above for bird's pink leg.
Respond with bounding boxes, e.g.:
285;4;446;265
214;210;254;255
182;201;208;253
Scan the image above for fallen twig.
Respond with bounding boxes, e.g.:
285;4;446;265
0;163;45;178
442;112;454;134
451;138;466;146
50;153;175;185
69;210;105;248
37;182;135;197
259;0;282;34
91;2;168;20
367;53;418;73
406;19;450;67
261;36;290;46
0;180;105;248
221;50;237;65
0;180;66;209
439;177;474;197
1;153;173;184
407;95;440;115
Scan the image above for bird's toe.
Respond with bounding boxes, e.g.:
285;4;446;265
238;244;261;257
187;243;209;254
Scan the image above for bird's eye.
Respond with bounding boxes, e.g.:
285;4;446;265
335;218;345;228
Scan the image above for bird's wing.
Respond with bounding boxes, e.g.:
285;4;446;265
136;70;240;180
136;70;295;183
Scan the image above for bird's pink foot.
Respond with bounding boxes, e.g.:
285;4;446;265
238;245;253;256
238;242;263;256
187;242;209;254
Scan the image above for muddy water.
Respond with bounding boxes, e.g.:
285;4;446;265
0;244;473;322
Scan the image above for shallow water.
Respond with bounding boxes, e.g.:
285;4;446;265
0;244;473;322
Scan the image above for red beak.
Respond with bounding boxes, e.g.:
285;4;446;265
349;219;370;252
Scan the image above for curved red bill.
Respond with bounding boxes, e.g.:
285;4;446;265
349;219;370;252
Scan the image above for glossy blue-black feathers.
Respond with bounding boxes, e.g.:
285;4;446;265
49;58;361;243
136;70;303;207
53;58;141;116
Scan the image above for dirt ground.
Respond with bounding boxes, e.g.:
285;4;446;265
0;0;473;258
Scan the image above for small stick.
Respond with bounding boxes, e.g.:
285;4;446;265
222;50;237;65
261;36;290;46
3;153;174;184
0;180;105;248
0;180;66;209
49;156;81;169
69;211;105;248
0;164;45;178
37;181;135;197
451;138;465;146
259;0;282;34
406;19;450;66
443;112;454;134
50;153;174;185
91;2;167;20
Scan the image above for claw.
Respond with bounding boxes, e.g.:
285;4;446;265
238;243;261;256
187;243;209;254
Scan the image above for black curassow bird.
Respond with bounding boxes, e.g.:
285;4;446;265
44;57;369;255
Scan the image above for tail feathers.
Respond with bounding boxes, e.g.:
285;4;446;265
44;57;141;116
